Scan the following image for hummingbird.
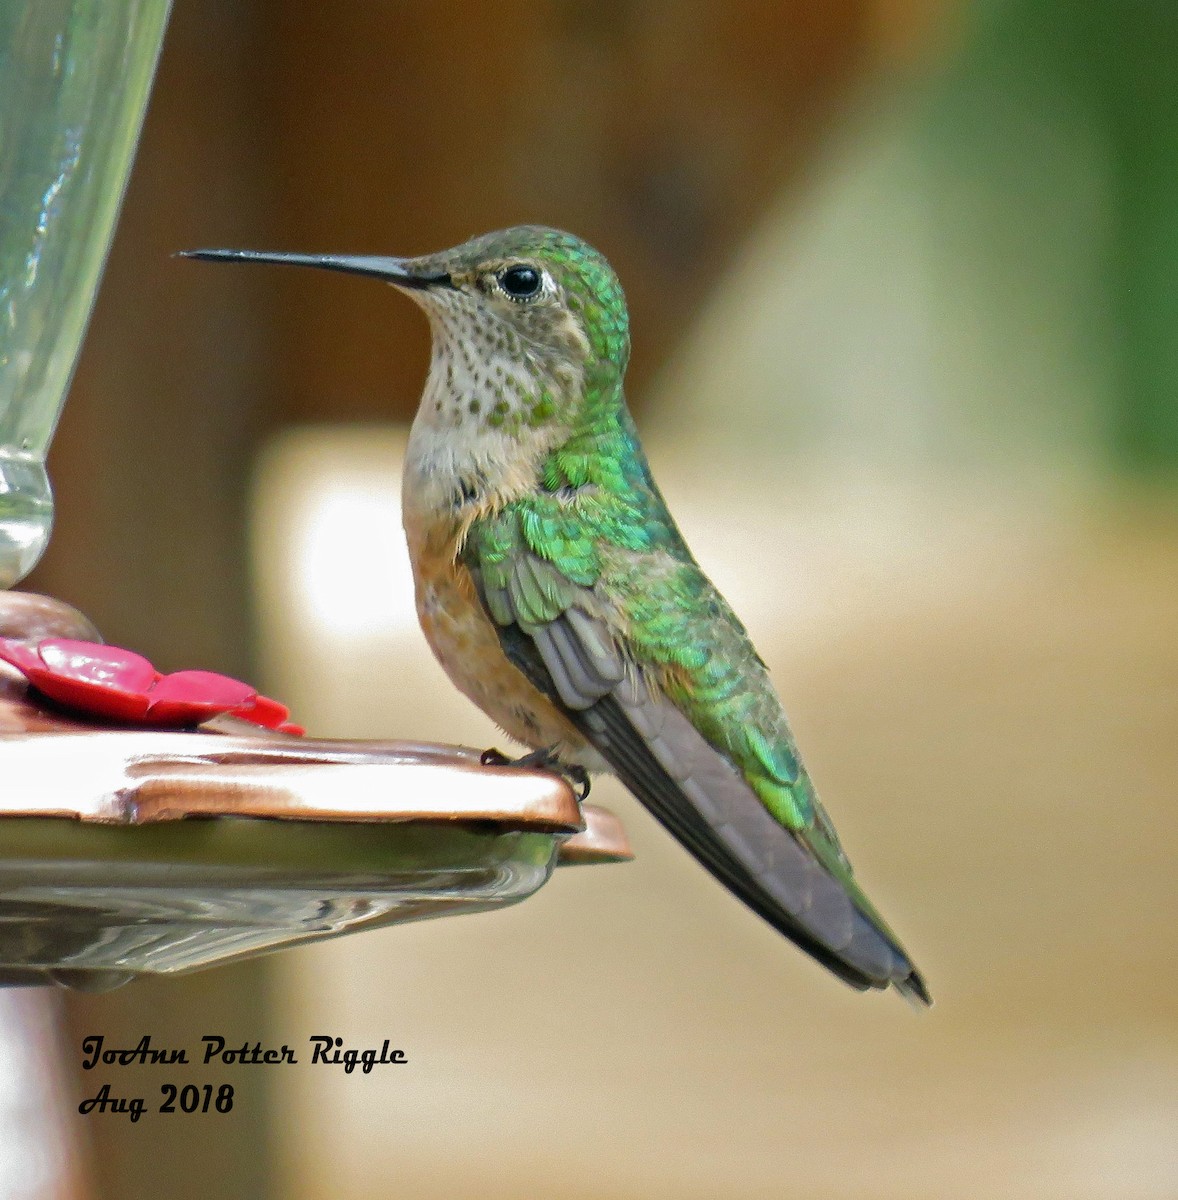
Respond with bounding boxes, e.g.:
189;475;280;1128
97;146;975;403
184;227;929;1004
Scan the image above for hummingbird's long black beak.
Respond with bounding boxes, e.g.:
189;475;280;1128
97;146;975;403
178;248;452;290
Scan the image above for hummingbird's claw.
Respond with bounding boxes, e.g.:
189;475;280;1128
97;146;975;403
480;745;591;801
563;763;591;801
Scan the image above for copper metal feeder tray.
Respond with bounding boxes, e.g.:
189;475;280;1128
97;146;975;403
0;595;631;990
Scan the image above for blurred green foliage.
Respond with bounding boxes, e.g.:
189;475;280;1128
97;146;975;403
929;0;1178;473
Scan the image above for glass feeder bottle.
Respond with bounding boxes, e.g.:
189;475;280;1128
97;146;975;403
0;0;172;588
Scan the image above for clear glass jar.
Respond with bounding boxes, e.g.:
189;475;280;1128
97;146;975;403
0;0;172;587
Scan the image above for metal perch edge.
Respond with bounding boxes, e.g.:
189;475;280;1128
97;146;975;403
0;591;631;990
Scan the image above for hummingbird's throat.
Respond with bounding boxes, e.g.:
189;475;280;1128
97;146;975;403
403;287;587;520
417;296;571;436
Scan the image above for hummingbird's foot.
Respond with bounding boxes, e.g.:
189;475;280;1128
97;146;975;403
555;761;591;801
480;745;591;800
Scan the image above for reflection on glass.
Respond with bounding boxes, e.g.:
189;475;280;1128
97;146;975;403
0;0;171;587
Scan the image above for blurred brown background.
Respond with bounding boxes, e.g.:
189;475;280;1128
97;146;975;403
19;1;1178;1197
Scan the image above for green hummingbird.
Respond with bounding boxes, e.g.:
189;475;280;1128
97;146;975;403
185;227;929;1004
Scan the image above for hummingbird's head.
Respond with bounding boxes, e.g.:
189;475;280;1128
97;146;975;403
183;226;629;432
406;225;630;373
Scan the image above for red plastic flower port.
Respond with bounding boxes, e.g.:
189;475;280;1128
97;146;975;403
0;636;303;734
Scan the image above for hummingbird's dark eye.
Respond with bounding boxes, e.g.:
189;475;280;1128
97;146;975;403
498;265;543;300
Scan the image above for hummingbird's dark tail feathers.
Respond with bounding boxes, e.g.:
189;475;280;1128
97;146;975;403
582;689;930;1004
488;597;929;1003
894;971;933;1009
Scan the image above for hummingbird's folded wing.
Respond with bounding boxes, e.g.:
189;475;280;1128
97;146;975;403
474;553;929;1003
